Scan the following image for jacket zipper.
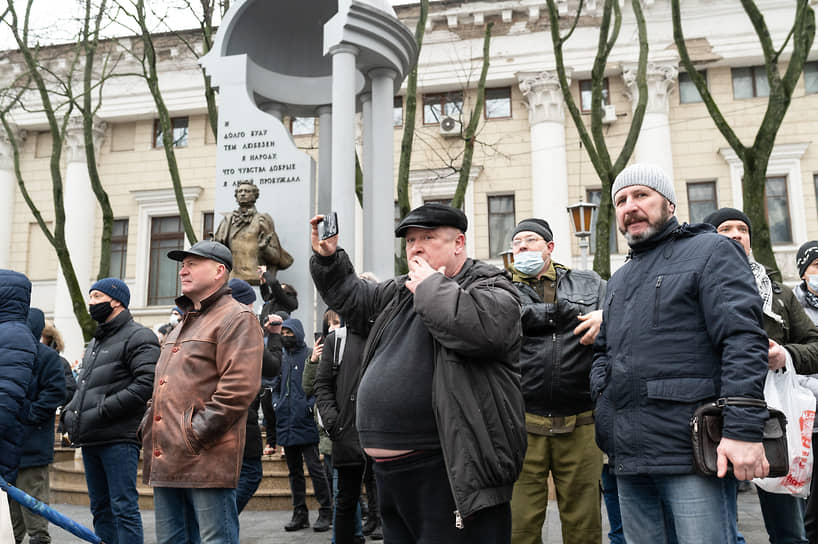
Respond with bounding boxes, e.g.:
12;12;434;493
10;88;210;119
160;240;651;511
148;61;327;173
653;276;663;326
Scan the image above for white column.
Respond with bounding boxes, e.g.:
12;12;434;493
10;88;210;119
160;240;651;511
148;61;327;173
54;117;105;362
623;63;678;179
360;93;374;270
317;106;333;215
330;43;359;261
260;101;286;122
518;70;572;266
367;69;397;281
0;126;25;269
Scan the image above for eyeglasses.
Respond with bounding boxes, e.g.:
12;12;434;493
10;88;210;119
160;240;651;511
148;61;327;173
511;235;544;248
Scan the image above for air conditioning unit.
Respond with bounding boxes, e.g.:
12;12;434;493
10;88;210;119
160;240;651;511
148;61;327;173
439;116;461;137
602;104;617;125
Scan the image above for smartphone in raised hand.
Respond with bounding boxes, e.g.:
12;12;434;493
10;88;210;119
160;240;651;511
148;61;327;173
319;212;338;240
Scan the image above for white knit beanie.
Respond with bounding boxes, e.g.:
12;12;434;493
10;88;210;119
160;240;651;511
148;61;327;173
612;163;676;205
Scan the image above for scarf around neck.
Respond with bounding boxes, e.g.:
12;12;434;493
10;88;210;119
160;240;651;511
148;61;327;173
749;258;783;325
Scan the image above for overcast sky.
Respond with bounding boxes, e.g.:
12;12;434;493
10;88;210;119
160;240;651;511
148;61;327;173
0;0;422;50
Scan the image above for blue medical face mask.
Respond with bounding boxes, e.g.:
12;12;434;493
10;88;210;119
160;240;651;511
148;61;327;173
513;251;545;276
808;274;818;293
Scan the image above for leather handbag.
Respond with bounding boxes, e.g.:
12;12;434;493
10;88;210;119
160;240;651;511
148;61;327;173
690;397;789;478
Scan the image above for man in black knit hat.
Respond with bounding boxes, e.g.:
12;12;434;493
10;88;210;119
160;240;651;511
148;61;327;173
507;217;606;544
706;207;818;544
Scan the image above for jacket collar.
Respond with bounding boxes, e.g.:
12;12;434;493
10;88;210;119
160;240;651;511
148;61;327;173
94;309;132;340
175;283;231;315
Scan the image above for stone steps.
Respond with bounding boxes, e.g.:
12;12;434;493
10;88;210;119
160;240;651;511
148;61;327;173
50;448;320;511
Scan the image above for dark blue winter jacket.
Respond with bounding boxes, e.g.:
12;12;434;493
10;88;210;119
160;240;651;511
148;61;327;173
274;318;319;446
591;218;769;475
19;308;66;468
0;270;37;482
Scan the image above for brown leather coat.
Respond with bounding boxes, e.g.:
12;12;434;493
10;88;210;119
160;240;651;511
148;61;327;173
141;285;263;488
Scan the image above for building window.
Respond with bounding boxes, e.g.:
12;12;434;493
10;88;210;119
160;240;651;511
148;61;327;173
393;96;404;127
488;195;515;259
148;216;184;306
202;212;214;240
686;181;718;224
805;61;818;94
679;71;707;104
766;176;792;244
579;79;610;113
484;87;512;120
732;66;770;99
586;189;617;254
109;219;129;280
423;91;464;125
154;117;189;148
290;117;315;136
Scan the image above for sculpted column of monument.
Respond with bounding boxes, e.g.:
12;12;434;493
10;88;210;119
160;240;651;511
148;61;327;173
365;68;398;281
0;126;25;269
55;116;106;361
518;69;572;265
214;181;293;284
624;62;678;178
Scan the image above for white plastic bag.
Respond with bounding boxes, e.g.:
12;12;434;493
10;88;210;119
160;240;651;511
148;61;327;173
0;489;14;542
754;357;816;498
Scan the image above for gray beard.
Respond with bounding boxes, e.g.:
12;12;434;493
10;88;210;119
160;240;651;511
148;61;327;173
621;205;674;245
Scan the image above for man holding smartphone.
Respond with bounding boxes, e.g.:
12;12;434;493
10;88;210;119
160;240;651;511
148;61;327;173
309;203;526;543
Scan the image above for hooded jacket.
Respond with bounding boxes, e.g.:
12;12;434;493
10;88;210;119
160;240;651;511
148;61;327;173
63;309;158;446
273;318;319;447
19;309;66;468
311;250;526;521
141;284;263;488
0;270;37;482
591;218;769;475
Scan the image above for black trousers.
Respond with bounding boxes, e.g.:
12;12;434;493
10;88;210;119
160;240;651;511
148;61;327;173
373;450;511;544
284;444;332;514
335;464;366;544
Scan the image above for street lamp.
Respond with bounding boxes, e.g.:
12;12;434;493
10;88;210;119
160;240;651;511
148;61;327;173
567;201;598;270
500;248;515;272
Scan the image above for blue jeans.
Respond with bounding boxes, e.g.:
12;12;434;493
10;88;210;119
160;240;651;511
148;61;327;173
82;443;143;544
757;487;808;543
617;473;739;544
154;487;238;544
236;458;263;513
601;465;626;544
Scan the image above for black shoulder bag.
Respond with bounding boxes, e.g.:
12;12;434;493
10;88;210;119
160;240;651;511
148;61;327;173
690;397;789;478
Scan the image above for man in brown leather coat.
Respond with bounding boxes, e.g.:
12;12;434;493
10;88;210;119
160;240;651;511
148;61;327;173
140;240;263;544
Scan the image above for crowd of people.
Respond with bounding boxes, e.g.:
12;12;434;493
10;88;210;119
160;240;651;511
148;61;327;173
2;163;818;543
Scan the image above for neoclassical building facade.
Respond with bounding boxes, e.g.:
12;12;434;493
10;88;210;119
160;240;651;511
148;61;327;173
1;0;817;360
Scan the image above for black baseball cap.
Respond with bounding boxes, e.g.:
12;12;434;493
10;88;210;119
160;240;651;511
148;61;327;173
394;203;468;238
167;240;233;271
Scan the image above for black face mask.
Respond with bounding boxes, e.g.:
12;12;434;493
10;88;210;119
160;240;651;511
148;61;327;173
281;336;298;350
89;301;114;323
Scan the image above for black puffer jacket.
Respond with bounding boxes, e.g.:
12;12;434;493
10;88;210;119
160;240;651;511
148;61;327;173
63;310;159;446
314;327;367;467
515;264;605;417
311;250;526;521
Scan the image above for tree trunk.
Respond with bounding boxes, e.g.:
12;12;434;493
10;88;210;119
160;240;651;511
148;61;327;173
395;0;429;275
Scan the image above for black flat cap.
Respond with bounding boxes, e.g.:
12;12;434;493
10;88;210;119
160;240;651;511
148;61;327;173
168;240;233;271
395;203;468;237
